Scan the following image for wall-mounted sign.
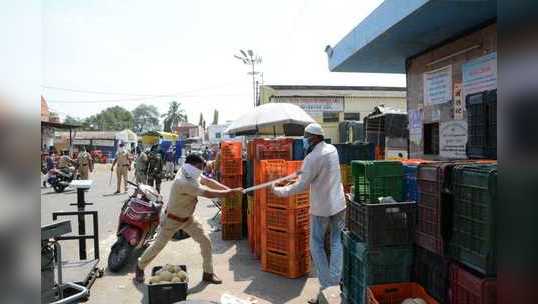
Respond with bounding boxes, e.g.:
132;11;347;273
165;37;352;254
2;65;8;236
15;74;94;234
462;52;497;104
453;82;464;120
432;109;441;122
272;96;344;116
424;65;452;105
408;109;422;129
73;139;91;145
92;139;115;147
439;120;468;159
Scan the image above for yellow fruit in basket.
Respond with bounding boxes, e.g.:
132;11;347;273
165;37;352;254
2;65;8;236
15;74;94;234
176;270;188;283
148;275;161;284
158;270;174;282
163;264;175;273
171;276;182;283
172;265;183;273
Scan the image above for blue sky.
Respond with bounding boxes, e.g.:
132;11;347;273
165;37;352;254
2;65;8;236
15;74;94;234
43;0;405;124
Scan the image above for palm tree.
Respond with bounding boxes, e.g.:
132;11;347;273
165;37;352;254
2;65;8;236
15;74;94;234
162;101;188;132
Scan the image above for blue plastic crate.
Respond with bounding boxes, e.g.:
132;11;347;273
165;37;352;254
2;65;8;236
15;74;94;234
403;164;418;202
293;138;305;160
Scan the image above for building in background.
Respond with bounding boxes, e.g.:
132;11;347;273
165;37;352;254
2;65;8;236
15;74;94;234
175;122;200;139
55;129;138;160
259;85;406;144
327;0;496;160
207;122;232;145
41;96;79;152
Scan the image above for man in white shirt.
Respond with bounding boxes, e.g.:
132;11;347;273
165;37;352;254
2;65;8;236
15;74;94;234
272;123;346;304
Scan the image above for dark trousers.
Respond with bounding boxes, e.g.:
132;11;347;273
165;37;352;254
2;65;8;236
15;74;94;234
147;176;161;193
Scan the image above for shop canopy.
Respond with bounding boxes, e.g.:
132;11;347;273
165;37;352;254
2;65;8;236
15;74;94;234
225;103;315;136
326;0;496;73
141;131;179;145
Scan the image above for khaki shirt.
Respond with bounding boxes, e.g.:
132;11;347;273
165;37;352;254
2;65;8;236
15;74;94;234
115;150;131;166
77;151;92;165
58;155;72;169
167;169;209;218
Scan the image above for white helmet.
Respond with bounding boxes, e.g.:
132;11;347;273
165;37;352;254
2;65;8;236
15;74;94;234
304;123;325;137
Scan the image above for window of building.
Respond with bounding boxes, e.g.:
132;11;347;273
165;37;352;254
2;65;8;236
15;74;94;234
323;112;339;123
344;112;360;121
215;132;221;139
423;123;439;155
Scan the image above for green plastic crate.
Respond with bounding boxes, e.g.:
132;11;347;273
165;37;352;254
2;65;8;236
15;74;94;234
341;230;413;304
351;160;404;203
448;163;497;276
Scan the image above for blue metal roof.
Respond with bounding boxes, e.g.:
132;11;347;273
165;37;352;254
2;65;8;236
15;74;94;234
327;0;496;73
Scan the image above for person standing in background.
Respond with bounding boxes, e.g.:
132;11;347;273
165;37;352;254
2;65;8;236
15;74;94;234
111;143;131;194
77;146;94;180
134;148;149;184
147;144;164;193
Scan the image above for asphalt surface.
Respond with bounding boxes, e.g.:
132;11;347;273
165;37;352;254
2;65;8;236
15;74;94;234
41;164;320;304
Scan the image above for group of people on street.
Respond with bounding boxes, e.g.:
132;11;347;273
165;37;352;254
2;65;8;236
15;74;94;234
41;146;95;187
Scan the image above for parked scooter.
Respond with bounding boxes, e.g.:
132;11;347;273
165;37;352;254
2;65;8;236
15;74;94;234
107;181;163;272
47;167;79;193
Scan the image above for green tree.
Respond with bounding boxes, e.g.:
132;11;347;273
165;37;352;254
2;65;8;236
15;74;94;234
132;104;160;133
63;115;83;125
162;101;187;132
86;106;134;131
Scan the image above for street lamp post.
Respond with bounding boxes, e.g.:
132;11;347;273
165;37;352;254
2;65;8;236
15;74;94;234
234;49;262;107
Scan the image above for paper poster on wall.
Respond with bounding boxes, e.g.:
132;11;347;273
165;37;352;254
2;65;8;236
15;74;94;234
424;65;452;105
432;109;441;122
439;120;468;159
462;52;497;104
408;109;423;129
453;82;464;120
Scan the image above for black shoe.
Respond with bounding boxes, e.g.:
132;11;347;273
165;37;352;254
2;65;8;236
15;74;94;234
307;298;318;304
42;181;47;188
114;191;120;194
202;272;222;284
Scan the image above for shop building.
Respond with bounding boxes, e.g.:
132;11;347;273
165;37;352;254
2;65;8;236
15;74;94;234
259;85;406;144
327;0;496;160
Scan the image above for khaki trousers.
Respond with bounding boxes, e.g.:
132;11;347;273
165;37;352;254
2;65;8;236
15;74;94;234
79;165;90;180
116;166;129;192
138;216;214;273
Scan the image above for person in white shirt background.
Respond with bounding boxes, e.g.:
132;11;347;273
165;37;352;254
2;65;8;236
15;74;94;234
272;123;346;304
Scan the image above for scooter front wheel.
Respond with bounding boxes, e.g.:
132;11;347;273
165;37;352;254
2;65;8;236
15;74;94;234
107;237;134;273
53;184;66;193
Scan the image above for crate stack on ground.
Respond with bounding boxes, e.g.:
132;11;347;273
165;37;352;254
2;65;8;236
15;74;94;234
343;160;427;304
219;141;243;240
258;159;310;278
402;159;430;202
335;143;375;194
247;138;294;257
447;163;497;304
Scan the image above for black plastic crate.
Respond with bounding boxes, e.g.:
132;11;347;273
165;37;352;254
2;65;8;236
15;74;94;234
486;90;497;159
147;265;188;304
345;195;416;248
413;246;449;303
335;143;375;165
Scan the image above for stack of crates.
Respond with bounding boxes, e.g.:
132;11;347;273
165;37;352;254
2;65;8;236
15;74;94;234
447;163;497;304
336;143;375;194
343;160;421;304
466;90;497;159
402;159;430;202
247;138;294;257
259;160;310;278
219;141;243;240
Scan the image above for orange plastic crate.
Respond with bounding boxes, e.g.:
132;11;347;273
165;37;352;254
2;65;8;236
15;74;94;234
287;160;303;174
247;197;254;252
258;159;287;182
261;250;310;279
220;175;243;188
262;206;309;232
261;188;309;209
221;206;242;224
222;223;242;240
262;228;309;256
367;282;439;304
220;141;242;159
220;158;243;176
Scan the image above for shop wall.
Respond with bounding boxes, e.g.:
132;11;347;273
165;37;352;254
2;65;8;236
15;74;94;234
406;23;496;160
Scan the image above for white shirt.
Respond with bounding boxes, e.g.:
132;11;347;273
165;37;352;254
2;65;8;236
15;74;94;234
272;141;346;217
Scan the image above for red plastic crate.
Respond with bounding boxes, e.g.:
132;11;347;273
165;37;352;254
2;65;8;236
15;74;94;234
287;161;303;174
262;227;309;256
220;175;243;188
220;141;242;159
367;282;439;304
221;197;242;224
247;197;254;252
449;263;497;304
222;223;242;240
261;250;310;279
248;138;293;160
261;206;309;232
220;158;243;176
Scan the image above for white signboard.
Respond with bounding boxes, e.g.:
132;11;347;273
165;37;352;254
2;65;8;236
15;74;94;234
73;139;91;145
440;120;468;159
274;97;343;116
92;139;115;147
462;52;497;104
408;109;422;129
424;65;452;105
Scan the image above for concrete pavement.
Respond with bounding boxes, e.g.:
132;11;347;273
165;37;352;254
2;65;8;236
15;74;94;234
41;164;321;303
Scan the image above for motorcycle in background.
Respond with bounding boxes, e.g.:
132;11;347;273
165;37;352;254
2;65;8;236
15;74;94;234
47;167;79;193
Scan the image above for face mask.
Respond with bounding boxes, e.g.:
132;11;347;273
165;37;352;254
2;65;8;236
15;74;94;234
182;163;203;179
302;137;310;150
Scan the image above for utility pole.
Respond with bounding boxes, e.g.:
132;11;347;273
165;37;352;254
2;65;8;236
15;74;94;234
234;49;262;107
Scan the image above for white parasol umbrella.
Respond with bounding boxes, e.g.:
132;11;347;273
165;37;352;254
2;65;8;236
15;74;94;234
225;103;315;135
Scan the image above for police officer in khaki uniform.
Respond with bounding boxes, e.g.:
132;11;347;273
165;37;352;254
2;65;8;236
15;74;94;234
111;143;131;194
135;154;243;284
134;148;149;184
77;146;94;180
58;151;76;174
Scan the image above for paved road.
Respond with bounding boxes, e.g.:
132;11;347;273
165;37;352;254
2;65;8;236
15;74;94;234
41;164;320;304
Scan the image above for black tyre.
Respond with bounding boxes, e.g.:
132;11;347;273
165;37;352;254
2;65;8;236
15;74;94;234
107;237;134;273
53;184;65;193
